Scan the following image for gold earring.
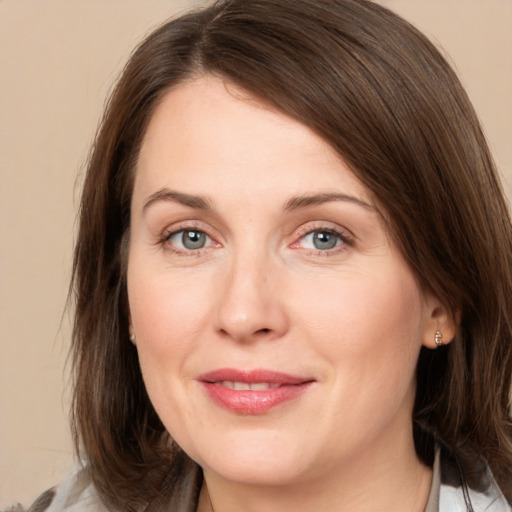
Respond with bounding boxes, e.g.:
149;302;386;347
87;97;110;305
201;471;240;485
434;330;443;347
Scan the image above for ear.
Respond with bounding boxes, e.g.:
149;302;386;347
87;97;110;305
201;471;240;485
422;294;460;349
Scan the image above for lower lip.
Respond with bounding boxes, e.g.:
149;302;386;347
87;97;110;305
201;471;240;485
200;382;313;414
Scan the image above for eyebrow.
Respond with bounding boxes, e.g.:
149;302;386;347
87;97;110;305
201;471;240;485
143;189;213;212
284;192;374;211
142;188;374;213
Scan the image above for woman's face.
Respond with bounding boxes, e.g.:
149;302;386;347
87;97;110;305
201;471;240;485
127;76;441;486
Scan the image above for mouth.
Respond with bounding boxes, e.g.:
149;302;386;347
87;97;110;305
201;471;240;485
213;381;281;390
197;368;315;414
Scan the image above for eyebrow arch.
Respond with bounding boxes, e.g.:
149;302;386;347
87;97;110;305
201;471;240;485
284;192;374;211
143;189;213;212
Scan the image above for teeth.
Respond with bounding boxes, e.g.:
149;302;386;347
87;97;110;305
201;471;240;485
214;381;280;390
250;382;271;390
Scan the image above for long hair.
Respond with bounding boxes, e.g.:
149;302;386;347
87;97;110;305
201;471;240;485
71;0;512;509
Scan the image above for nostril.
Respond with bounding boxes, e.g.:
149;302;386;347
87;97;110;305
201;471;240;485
256;328;271;334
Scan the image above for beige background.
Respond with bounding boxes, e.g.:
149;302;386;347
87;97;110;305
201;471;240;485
1;0;511;508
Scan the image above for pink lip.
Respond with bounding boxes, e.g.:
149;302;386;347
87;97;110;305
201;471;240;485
197;368;315;415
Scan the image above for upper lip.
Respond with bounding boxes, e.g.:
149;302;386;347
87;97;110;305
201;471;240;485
198;368;314;385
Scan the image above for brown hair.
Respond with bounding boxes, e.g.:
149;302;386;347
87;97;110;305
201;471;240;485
71;0;512;510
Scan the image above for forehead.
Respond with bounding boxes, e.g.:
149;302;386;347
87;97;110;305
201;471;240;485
134;75;372;208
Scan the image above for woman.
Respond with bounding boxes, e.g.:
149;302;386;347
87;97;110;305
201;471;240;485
25;0;512;510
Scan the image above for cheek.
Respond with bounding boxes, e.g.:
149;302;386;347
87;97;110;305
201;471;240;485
294;264;425;407
127;267;213;429
296;264;424;348
128;266;212;356
126;262;217;422
289;267;425;459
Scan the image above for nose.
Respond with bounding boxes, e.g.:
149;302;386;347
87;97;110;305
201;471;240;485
214;250;289;343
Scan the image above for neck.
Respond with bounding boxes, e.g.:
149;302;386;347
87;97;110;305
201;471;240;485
197;435;432;512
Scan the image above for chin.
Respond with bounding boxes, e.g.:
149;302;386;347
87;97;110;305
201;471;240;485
204;455;307;486
186;430;313;485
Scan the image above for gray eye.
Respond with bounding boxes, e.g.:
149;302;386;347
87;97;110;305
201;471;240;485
181;230;207;249
312;231;338;250
300;230;341;251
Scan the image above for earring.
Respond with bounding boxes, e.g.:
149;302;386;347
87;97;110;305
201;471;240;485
130;332;136;341
434;330;443;347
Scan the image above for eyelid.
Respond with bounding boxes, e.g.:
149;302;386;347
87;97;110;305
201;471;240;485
290;221;355;254
156;219;354;257
295;220;354;239
164;228;213;246
159;220;222;255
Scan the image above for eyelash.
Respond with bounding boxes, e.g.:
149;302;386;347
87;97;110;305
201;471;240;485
159;223;354;257
292;224;354;257
160;222;217;257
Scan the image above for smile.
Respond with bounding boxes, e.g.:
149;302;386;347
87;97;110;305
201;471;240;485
198;369;315;414
213;381;281;390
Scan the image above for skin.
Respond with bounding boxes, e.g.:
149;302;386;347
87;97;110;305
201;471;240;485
127;75;456;512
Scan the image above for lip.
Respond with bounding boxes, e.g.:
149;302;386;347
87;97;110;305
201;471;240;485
197;368;315;415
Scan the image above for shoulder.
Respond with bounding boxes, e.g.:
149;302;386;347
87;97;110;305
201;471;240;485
17;457;202;512
26;468;108;512
439;450;511;512
440;477;511;512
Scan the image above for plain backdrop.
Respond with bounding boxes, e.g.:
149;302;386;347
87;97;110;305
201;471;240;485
1;0;511;508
